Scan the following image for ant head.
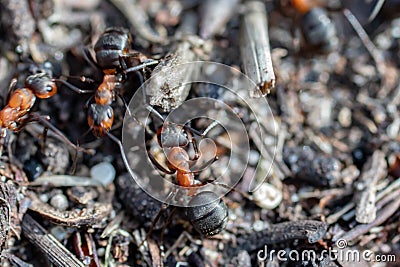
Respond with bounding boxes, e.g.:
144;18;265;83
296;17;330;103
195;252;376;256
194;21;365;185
25;73;57;99
157;123;189;148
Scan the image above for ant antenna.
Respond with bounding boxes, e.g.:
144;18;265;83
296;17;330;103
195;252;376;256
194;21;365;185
368;0;385;22
202;121;220;136
67;75;96;84
82;46;102;72
145;104;165;122
123;60;159;75
53;79;94;94
28;113;94;155
206;180;254;201
106;132;130;172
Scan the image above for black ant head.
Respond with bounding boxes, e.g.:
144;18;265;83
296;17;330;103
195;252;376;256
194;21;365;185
25;73;57;99
157;123;189;148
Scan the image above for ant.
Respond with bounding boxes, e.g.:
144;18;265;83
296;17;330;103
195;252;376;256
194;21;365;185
285;0;339;53
66;27;158;139
0;61;92;155
137;111;229;238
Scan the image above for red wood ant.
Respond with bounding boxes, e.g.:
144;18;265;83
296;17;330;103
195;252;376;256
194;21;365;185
67;27;158;139
0;62;92;154
138;111;229;237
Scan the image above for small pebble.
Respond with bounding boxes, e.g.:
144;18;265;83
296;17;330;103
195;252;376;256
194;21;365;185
90;162;116;186
338;107;351;128
253;183;282;209
248;150;260;166
253;220;264;232
40;194;49;203
82;256;91;265
97;247;105;257
50;194;69;211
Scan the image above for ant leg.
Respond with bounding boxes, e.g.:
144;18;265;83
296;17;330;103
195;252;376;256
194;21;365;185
147;151;175;175
138;190;176;248
164;232;201;259
159;207;177;257
53;79;94;94
107;120;177;251
138;203;169;248
6;134;16;166
118;54;130;71
118;53;155;72
119;54;158;75
189;155;218;173
145;104;165;122
116;93;132;117
84;95;94;109
40;126;49;154
368;0;385;22
185;130;200;161
204;180;253;201
183;121;220;138
28;113;94;155
6;78;18;104
182;125;203;137
70;148;79;175
70;127;94;174
123;60;159;74
202;121;220;136
82;46;101;71
65;75;96;84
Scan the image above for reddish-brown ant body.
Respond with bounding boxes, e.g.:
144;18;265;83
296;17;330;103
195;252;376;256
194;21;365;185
144;114;229;237
151;122;201;188
0;62;90;153
0;72;57;134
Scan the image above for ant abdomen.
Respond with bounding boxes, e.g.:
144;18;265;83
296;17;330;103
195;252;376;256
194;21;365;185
94;27;131;70
87;103;114;137
185;191;229;237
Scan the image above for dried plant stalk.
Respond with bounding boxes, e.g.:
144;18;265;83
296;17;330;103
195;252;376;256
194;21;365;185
240;0;276;96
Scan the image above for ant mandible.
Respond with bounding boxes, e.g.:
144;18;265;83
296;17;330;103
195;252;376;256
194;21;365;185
0;61;92;154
